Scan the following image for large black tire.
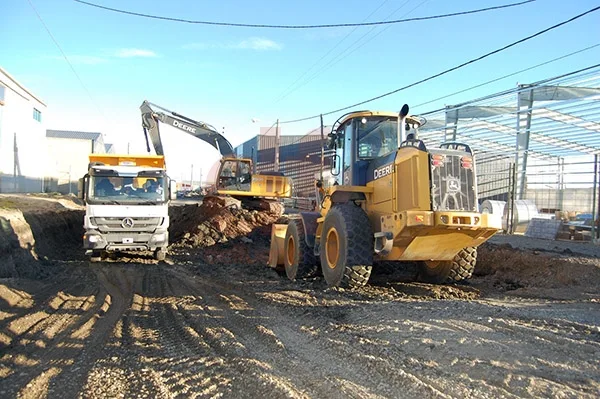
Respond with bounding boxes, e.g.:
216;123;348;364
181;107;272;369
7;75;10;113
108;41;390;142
90;250;102;263
154;248;167;261
419;247;477;284
319;203;373;288
284;219;317;280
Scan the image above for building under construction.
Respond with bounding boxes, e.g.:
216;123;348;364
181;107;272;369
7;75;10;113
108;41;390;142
234;126;332;198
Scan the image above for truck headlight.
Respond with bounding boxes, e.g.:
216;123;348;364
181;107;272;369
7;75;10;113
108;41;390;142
87;235;100;243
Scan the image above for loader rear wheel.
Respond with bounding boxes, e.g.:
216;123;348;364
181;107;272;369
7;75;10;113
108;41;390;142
319;203;373;288
284;219;317;280
419;247;477;284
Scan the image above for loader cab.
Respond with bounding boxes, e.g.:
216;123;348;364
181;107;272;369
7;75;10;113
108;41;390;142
217;158;253;192
330;111;401;186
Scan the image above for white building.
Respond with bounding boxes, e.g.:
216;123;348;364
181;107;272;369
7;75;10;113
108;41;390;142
46;130;107;194
0;67;48;192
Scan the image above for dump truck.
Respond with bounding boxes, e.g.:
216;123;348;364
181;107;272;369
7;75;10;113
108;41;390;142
140;100;292;210
269;104;501;287
78;154;174;261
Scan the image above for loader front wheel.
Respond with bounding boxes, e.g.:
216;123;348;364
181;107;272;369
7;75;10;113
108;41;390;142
320;203;373;288
284;219;317;280
419;247;477;284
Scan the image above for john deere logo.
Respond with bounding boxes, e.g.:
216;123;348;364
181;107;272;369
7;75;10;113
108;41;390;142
121;217;135;228
447;178;460;193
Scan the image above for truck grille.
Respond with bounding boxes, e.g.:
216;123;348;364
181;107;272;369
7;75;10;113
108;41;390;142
92;217;162;233
430;150;477;212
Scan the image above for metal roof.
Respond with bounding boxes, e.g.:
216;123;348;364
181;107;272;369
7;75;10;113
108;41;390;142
419;65;600;160
46;130;102;140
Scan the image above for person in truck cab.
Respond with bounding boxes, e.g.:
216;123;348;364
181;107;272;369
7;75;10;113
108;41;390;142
95;178;116;196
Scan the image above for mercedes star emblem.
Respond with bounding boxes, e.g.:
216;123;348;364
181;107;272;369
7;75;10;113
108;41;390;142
121;217;135;229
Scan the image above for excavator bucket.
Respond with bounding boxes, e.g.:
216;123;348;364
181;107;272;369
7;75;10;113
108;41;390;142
267;224;287;269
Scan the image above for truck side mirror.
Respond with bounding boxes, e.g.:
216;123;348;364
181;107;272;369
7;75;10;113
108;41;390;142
77;177;86;200
169;179;177;200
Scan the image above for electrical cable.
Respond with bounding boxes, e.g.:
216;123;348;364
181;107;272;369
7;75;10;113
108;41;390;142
272;0;393;104
413;43;600;111
276;0;428;103
26;0;107;125
73;0;535;29
280;5;600;124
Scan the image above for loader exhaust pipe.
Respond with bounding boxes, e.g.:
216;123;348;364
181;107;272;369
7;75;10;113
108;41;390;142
397;104;410;147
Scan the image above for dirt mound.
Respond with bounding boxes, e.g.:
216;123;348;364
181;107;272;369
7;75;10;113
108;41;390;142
169;197;284;251
474;241;600;298
0;195;84;279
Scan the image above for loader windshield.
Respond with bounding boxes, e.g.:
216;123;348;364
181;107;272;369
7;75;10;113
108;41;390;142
88;174;168;205
357;116;398;159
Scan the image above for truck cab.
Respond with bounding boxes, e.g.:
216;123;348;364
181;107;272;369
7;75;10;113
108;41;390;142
79;154;173;261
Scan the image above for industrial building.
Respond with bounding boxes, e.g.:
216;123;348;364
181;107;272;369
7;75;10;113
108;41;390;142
46;130;110;193
234;125;332;198
0;67;48;192
0;67;110;194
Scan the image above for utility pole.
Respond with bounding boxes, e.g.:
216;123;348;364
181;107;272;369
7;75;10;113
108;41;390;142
320;114;324;181
275;119;280;172
190;164;194;190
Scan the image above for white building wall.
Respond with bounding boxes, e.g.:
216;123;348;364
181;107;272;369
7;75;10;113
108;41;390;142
0;67;48;192
47;138;93;184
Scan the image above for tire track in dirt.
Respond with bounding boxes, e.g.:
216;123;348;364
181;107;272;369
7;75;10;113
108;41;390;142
162;266;451;399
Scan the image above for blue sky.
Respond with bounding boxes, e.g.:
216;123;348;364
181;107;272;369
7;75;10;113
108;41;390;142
2;0;599;183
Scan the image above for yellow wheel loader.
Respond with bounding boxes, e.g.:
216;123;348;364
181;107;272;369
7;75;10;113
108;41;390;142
269;104;501;287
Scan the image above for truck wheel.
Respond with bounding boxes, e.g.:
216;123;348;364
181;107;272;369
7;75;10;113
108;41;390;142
419;247;477;284
90;251;102;263
284;219;317;280
154;248;167;261
319;203;373;288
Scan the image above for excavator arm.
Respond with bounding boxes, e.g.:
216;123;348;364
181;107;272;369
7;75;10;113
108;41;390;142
140;100;234;157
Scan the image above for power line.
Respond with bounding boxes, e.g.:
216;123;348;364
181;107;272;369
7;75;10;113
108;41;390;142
413;43;600;111
73;0;535;29
281;5;600;124
277;0;429;103
276;0;429;101
272;0;393;104
26;0;106;124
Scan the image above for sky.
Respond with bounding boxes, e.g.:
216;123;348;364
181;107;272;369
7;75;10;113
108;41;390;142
1;0;599;185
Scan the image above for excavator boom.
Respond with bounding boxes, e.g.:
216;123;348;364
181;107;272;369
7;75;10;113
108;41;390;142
140;101;234;157
139;100;292;207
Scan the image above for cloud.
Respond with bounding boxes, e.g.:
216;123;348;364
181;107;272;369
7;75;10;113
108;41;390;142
114;48;158;58
235;37;282;51
182;37;283;51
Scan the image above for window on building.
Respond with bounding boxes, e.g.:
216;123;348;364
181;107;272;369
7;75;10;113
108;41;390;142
33;107;42;122
0;85;5;106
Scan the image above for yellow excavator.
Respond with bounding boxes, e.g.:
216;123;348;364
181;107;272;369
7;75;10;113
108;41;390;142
269;104;501;287
140;101;292;209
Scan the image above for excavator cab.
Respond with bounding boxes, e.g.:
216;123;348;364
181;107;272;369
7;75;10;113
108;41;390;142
217;158;252;192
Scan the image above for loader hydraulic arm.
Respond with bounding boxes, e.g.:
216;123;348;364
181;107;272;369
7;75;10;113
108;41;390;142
140;100;234;157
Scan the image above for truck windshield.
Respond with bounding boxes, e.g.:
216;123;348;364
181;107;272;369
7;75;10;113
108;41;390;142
356;116;398;159
89;175;167;204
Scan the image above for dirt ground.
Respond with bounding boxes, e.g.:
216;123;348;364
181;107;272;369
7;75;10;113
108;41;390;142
0;194;599;398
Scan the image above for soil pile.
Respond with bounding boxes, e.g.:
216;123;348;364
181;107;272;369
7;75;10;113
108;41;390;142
169;197;285;265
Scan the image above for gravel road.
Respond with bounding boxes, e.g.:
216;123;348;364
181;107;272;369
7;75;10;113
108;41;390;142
0;195;599;398
1;248;599;399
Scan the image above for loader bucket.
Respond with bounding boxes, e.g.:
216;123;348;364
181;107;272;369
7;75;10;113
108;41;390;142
268;224;287;269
